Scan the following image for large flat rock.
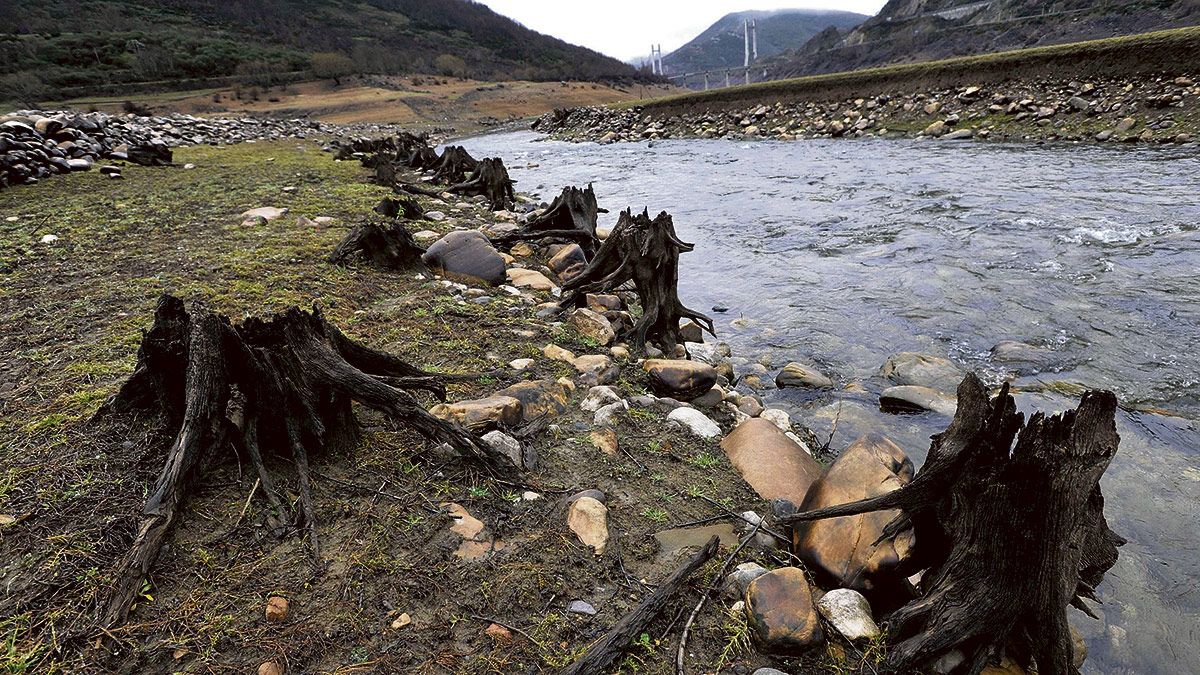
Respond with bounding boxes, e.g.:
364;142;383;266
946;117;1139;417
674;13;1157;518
720;418;823;506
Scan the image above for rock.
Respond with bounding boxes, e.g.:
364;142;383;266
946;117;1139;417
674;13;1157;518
258;662;285;675
924;101;943;115
586;293;622;312
481;430;525;468
879;352;963;391
737;396;764;418
923;120;947;137
443;502;502;559
990;340;1055;369
692;384;724;408
723;562;769;599
679;319;704;344
265;596;289;623
666;407;722;440
241;207;287;223
751;670;788;675
685;341;729;365
589;428;618;456
39;234;59;244
776;362;833;389
594;400;627;426
573;354;618;384
643;359;717;401
569;308;616;345
581;385;622;412
744;567;824;653
793;434;916;597
506;267;557;291
942;128;974;140
760;408;792;433
543;344;576;362
721;418;823;504
1115;117;1137;133
429;395;523;432
567;496;609;554
509;357;534;370
485;623;512;640
880;385;958;416
567;600;597;616
816;589;881;641
494;380;568;422
425;211;447;221
422;231;507;286
548;244;587;279
1068;96;1090;111
390;612;412;629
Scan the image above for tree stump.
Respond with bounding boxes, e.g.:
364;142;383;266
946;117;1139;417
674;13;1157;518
431;145;479;184
492;184;604;256
560;208;713;353
406;145;440;171
327;219;426;270
373;196;425;220
447;157;516;212
94;295;515;629
782;374;1124;675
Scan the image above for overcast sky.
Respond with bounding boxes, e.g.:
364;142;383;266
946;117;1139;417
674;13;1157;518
478;1;890;62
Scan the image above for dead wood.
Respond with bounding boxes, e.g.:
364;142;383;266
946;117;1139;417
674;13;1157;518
327;219;426;270
782;374;1123;675
447;157;516;211
492;184;604;256
432;145;479;184
559;208;714;353
559;535;721;675
95;295;515;628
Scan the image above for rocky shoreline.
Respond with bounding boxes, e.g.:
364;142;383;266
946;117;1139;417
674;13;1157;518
0;110;410;189
534;72;1199;145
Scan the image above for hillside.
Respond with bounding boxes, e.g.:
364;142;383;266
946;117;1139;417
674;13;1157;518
0;0;644;104
765;0;1200;78
662;9;867;75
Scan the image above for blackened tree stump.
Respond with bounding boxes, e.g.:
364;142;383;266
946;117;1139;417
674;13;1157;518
492;184;604;256
447;157;516;212
783;374;1123;675
327;219;426;270
431;145;479;184
373;196;425;221
560;208;714;353
94;295;514;628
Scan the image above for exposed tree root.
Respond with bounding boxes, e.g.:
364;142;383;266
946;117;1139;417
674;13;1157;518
782;374;1123;675
94;295;515;629
328;219;426;270
560;208;714;353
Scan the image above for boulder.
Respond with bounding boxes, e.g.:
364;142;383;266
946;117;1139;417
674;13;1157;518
567;496;609;554
816;589;881;641
776;362;833;389
793;434;915;598
744;567;824;653
581;385;622;412
880;385;957;416
569;308;616;346
494;380;568;422
667;407;722;440
643;359;717;401
481;430;527;469
506;267;556;291
721;418;823;505
879;352;963;391
422;231;507;286
679;319;704;344
572;354;618;385
548;243;587;281
429;395;522;432
543;344;576;362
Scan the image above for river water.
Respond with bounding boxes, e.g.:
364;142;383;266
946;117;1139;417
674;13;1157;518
458;131;1200;674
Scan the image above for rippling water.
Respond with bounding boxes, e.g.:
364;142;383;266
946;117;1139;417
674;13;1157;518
459;131;1200;674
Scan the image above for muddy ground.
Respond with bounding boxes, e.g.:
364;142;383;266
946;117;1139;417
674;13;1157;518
0;141;882;673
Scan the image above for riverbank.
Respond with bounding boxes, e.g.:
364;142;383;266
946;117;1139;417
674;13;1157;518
534;28;1200;145
0;126;916;673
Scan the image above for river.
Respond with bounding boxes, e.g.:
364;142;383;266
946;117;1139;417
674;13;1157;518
457;131;1200;674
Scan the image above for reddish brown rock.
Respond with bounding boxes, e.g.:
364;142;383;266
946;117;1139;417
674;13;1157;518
792;434;916;598
744;567;824;653
265;596;289;623
720;418;823;505
494;380;568;422
642;359;717;401
429;395;523;432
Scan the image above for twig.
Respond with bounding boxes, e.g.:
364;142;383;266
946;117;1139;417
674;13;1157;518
675;519;762;675
696;494;789;545
229;478;259;531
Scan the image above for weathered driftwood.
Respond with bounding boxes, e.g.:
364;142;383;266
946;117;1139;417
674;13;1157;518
432;145;479;184
560;208;714;353
95;295;513;628
492;184;604;256
782;374;1123;675
560;535;721;675
327;219;426;270
447;157;516;212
